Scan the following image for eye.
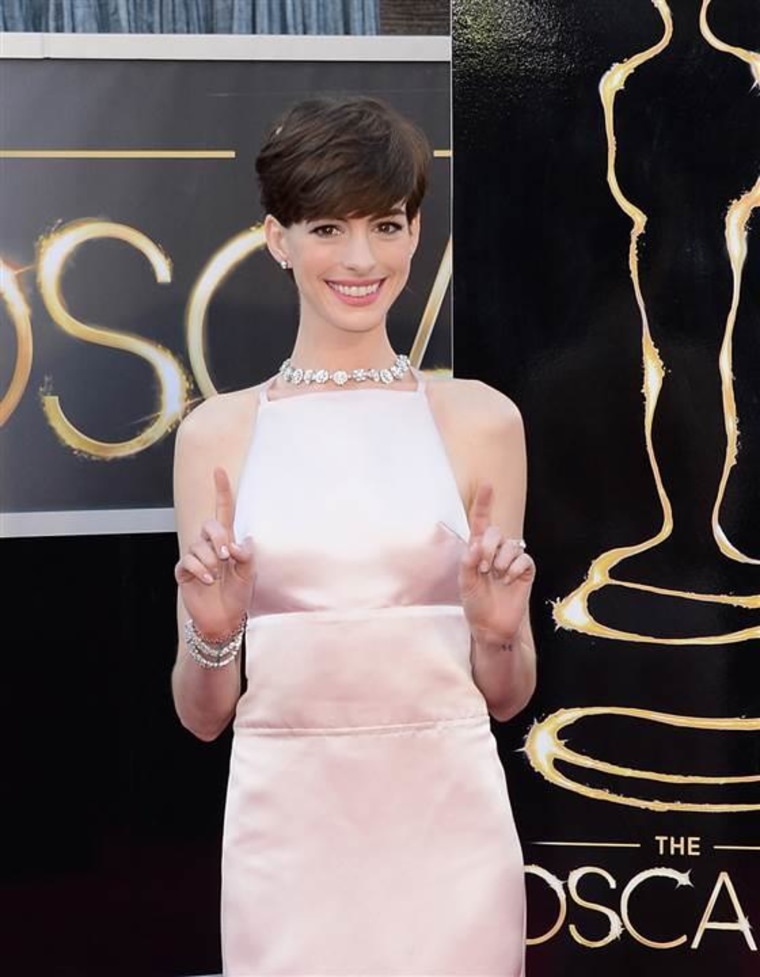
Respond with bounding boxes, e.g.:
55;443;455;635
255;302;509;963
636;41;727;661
310;223;342;237
375;220;405;235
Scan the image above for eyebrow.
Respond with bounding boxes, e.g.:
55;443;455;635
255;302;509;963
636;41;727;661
307;208;407;223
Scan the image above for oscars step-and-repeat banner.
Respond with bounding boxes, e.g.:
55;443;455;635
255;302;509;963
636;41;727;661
0;37;450;977
454;1;759;974
0;38;451;537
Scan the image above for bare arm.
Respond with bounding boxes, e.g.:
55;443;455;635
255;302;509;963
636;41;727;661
454;384;537;721
171;396;256;741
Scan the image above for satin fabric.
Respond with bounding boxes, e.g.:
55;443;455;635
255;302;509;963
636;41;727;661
225;379;526;976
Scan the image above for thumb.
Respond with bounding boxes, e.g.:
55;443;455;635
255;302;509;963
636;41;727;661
459;539;484;592
229;535;255;580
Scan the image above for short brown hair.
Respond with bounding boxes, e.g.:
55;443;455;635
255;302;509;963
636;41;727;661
255;95;431;227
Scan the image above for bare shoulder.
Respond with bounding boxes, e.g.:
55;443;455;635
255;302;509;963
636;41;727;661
175;385;260;453
423;375;527;510
172;385;264;526
426;375;524;436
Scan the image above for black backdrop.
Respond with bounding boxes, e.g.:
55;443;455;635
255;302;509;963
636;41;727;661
454;0;760;974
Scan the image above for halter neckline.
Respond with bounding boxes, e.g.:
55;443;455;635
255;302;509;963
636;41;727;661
260;370;426;405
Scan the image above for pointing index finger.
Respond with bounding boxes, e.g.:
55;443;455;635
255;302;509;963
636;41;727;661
214;466;235;531
468;483;493;540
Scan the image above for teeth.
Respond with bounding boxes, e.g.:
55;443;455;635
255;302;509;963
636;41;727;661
330;281;380;297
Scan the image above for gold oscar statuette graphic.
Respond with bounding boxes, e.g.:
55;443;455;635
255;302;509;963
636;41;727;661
552;0;760;645
525;706;760;813
524;1;760;812
37;220;191;459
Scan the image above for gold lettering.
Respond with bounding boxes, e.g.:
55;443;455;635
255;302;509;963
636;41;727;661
568;866;622;948
37;220;188;458
655;835;701;856
185;225;268;399
621;868;691;949
0;260;33;426
524;865;567;946
691;871;757;950
409;236;452;369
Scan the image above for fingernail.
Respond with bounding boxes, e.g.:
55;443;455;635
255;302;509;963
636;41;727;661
220;545;230;560
203;572;214;584
479;561;490;574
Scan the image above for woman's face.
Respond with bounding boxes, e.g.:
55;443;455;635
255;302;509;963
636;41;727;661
265;207;420;338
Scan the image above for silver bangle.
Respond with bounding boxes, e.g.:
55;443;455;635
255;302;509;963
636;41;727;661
184;615;246;669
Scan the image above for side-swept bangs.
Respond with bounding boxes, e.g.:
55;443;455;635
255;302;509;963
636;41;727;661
255;96;431;227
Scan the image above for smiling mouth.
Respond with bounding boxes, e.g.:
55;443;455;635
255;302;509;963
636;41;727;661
327;280;383;297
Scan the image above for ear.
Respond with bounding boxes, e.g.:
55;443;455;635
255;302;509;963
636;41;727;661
409;212;421;258
264;214;289;266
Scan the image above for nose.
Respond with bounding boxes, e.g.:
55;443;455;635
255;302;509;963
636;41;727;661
342;227;377;273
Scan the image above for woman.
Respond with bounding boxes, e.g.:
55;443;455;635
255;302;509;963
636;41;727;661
172;95;536;976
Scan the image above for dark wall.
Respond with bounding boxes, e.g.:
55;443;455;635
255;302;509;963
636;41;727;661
379;0;450;35
5;533;230;977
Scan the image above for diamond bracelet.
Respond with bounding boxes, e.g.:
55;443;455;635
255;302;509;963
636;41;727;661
184;615;247;669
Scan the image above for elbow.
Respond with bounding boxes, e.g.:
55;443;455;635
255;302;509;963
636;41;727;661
177;709;231;742
488;670;537;724
195;726;228;743
489;690;534;724
172;680;234;742
171;661;237;742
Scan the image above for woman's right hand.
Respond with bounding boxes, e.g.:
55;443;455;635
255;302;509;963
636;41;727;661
174;466;255;638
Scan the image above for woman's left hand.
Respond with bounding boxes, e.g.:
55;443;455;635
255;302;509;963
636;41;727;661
459;483;535;647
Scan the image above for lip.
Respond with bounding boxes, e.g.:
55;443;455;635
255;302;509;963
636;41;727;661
325;278;385;306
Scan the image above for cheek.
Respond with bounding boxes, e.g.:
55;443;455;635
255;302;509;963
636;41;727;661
396;250;414;279
391;239;414;267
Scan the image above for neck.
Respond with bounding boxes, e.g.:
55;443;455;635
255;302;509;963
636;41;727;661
288;331;397;371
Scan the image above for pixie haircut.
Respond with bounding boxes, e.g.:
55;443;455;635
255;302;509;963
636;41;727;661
255;95;432;227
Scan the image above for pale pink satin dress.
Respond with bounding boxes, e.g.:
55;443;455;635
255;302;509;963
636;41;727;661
224;375;526;976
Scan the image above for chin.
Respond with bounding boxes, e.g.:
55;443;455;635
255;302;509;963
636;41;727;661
334;318;387;335
326;304;392;332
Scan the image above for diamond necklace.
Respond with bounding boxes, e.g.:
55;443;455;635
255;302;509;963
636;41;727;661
278;353;411;387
